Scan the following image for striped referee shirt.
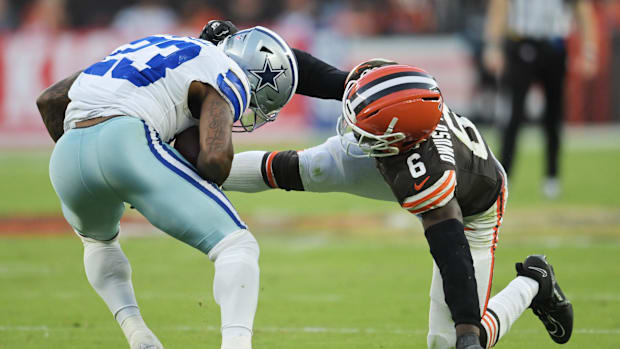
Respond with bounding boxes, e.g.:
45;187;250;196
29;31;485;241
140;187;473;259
507;0;574;40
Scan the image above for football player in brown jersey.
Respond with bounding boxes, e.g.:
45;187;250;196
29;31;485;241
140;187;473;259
221;63;574;349
36;17;574;347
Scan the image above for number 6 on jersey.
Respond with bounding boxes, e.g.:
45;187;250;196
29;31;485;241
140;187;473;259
407;153;427;178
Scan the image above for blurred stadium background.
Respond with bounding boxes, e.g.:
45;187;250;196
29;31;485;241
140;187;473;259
1;0;619;348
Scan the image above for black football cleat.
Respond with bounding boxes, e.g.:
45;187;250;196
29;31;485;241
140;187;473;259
516;255;573;344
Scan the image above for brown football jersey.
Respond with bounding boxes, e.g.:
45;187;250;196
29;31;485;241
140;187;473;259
376;107;503;217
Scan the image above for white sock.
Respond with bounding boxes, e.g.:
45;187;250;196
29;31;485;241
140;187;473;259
82;236;162;347
222;151;269;192
82;236;139;320
208;230;260;349
482;276;539;347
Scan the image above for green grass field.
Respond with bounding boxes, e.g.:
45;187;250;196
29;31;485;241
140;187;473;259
1;128;620;348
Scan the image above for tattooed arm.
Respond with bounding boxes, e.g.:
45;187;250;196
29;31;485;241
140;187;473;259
188;81;234;186
36;70;82;142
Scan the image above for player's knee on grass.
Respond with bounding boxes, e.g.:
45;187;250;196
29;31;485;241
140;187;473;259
427;334;453;349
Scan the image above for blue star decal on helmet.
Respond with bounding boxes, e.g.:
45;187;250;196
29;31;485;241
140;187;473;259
249;58;286;92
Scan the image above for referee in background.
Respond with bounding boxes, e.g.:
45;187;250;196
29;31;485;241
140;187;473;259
483;0;597;198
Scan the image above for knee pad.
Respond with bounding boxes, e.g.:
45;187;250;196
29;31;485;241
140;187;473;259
81;236;132;292
208;230;260;263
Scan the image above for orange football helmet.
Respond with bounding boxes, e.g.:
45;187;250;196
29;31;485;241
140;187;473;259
337;64;443;157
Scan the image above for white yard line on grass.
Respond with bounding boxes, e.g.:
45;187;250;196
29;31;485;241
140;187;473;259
0;325;49;337
3;325;619;336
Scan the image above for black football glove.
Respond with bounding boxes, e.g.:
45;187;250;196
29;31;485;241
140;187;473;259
345;58;398;85
199;20;239;45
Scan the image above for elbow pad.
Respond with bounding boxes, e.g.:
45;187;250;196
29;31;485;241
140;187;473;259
425;218;481;326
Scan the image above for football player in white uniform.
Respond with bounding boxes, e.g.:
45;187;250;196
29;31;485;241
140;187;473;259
37;27;298;349
220;62;574;349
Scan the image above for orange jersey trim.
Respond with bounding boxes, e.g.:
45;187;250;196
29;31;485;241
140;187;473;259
482;313;497;348
265;151;279;188
408;181;456;215
402;170;455;210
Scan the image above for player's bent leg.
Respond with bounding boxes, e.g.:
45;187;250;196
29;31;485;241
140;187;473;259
462;174;559;348
96;118;246;252
82;235;139;322
481;272;538;348
516;255;573;344
462;217;570;347
82;235;164;349
427;245;494;349
101;118;258;348
49;125;160;348
427;263;457;349
49;127;125;241
208;230;259;349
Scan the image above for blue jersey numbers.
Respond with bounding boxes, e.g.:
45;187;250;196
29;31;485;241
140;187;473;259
84;36;204;87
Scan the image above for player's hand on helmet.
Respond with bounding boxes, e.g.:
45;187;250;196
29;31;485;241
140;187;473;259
345;58;398;85
199;20;238;44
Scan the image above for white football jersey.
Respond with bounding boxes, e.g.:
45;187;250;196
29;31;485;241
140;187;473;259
65;35;250;142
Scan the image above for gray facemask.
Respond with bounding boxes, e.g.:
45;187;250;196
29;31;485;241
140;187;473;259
220;26;298;132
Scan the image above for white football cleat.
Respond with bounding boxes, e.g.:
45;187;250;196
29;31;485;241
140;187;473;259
221;335;251;349
128;329;164;349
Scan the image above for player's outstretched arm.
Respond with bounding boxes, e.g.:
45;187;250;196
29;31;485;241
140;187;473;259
421;199;483;347
200;20;347;100
36;70;82;142
292;48;347;100
189;81;234;186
